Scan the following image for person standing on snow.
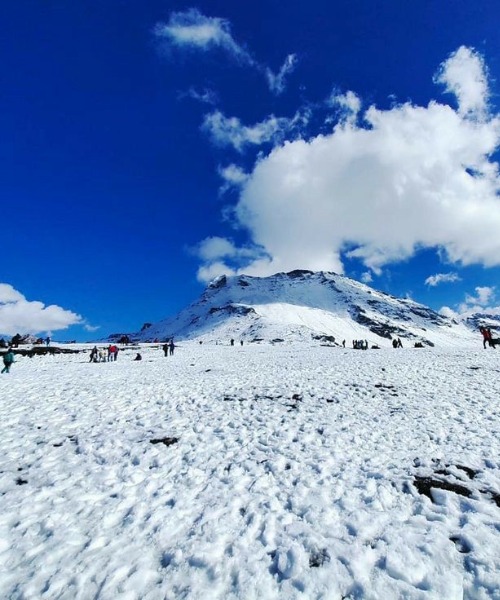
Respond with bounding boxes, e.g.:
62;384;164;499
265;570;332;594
108;344;118;361
163;342;169;357
2;348;15;373
480;327;494;349
169;340;175;356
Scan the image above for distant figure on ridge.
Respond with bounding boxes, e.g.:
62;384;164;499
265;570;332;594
1;348;15;373
45;336;51;346
230;338;234;346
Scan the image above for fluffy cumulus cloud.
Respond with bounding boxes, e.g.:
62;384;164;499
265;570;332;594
464;285;495;307
434;46;489;117
0;284;83;336
194;237;267;282
197;46;500;280
425;272;461;287
440;285;499;318
327;90;362;123
154;9;295;94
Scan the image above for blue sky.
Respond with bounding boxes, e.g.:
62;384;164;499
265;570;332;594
2;0;500;340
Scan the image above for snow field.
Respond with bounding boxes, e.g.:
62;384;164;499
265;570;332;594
0;343;499;599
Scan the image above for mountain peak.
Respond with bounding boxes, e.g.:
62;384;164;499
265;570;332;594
131;271;480;348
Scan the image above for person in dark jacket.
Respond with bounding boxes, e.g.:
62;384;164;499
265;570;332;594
2;349;15;373
163;343;169;357
89;346;98;363
169;340;175;356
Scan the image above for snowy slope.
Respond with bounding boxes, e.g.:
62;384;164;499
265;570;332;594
131;271;478;348
1;343;499;599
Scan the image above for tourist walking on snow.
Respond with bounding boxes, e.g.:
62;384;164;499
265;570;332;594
2;349;15;373
169;340;175;356
163;342;169;357
480;326;493;349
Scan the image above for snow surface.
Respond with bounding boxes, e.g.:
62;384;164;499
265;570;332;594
1;342;499;599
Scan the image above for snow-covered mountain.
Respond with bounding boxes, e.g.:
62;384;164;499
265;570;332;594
123;270;484;348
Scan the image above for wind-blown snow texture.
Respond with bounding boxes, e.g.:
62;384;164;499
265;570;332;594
132;271;478;348
1;342;499;599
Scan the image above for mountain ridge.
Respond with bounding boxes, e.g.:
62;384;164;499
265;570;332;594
113;270;491;348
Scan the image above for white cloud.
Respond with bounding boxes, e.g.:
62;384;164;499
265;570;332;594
218;164;248;185
434;46;489;117
197;261;237;283
425;272;461;287
197;47;500;279
266;54;298;95
202;111;303;152
327;90;361;123
439;305;458;319
464;285;495;307
182;87;218;105
361;271;373;284
0;283;24;303
194;237;264;282
196;236;239;261
441;285;498;319
218;164;249;194
154;8;254;65
154;9;296;94
0;284;83;337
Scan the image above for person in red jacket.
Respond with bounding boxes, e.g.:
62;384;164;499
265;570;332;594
480;327;493;349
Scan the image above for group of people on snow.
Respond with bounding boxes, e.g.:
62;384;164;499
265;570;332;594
89;345;119;363
353;339;369;350
163;340;175;356
4;327;500;376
